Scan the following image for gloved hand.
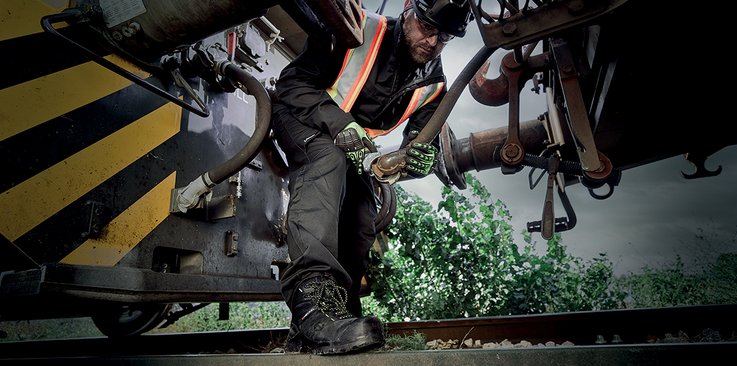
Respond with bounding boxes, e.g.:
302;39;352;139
405;142;438;178
334;121;375;174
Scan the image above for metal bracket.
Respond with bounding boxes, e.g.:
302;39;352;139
170;188;236;221
550;38;602;173
224;230;239;257
479;0;629;50
81;201;112;239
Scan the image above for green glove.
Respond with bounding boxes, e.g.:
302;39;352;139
405;142;438;178
335;121;375;174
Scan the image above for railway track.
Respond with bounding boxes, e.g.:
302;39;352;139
2;304;736;365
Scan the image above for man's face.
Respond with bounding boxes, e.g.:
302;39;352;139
402;10;452;64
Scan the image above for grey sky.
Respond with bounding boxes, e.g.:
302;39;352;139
363;0;737;275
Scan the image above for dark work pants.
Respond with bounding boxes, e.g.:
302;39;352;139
271;104;377;317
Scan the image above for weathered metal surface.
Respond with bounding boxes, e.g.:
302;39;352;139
479;0;629;50
0;1;291;324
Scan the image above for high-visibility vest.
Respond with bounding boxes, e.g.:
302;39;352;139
326;10;445;138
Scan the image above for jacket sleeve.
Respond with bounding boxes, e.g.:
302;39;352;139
401;88;446;150
275;37;355;139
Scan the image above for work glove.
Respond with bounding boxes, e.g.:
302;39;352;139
334;121;375;174
405;142;438;178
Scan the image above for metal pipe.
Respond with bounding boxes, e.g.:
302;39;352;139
70;0;278;62
416;46;497;144
455;119;547;172
175;61;271;213
376;0;389;14
545;86;565;146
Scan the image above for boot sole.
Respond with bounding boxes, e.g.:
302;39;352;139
313;334;385;355
286;333;385;355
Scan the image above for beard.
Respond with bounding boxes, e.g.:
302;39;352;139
403;32;439;64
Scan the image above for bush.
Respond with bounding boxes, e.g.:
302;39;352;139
366;173;625;321
615;253;737;308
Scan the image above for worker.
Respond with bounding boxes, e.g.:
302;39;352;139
271;0;473;355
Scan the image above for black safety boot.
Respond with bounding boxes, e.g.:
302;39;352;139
284;275;385;355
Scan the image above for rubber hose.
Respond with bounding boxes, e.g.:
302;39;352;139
206;61;272;184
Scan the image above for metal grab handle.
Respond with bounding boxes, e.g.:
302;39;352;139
41;9;210;117
527;183;577;238
541;156;560;239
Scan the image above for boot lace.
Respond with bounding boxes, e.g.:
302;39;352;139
303;278;353;320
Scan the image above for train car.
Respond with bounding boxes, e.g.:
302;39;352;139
2;0;733;338
0;0;370;337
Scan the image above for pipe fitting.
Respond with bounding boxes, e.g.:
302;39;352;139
175;174;215;213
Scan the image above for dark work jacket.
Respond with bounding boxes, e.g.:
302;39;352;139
273;12;447;147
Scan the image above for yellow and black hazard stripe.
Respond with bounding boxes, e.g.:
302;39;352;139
1;1;183;270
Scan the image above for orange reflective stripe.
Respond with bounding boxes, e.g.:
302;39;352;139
365;82;445;138
365;89;422;138
340;15;387;111
325;11;445;139
364;127;387;138
398;89;424;125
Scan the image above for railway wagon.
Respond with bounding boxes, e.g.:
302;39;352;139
0;0;374;337
2;0;734;338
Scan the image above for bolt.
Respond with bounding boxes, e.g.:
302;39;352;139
111;31;123;41
121;26;133;38
502;22;517;36
120;22;141;38
503;144;521;160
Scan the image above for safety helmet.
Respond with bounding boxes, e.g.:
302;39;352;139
411;0;473;38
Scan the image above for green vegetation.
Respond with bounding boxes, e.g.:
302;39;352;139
362;173;736;321
383;331;427;351
149;302;291;334
365;174;627;321
615;253;737;308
